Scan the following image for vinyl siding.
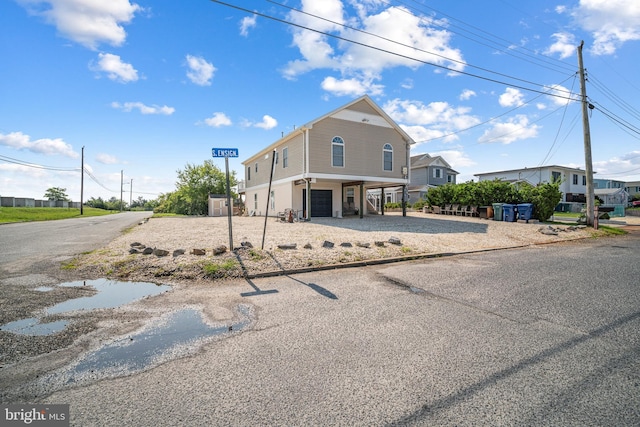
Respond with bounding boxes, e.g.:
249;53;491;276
245;133;304;188
308;117;406;178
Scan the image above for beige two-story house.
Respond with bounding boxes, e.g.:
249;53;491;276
242;95;414;219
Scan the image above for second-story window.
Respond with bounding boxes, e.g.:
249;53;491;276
582;176;586;185
255;162;258;173
552;171;562;182
433;168;442;179
332;136;344;167
282;147;288;168
383;143;393;171
247;166;251;180
573;174;578;185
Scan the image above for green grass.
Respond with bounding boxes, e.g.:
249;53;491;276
0;207;119;223
598;225;628;236
551;212;581;218
202;259;238;276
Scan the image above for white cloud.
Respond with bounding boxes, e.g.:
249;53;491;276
459;89;476;101
400;78;414;90
478;115;540;144
18;0;141;50
111;101;175;115
565;0;640;55
384;98;480;143
254;115;278;130
321;76;384;97
0;131;78;158
544;32;577;59
431;149;476;168
543;84;574;107
499;88;525;107
92;53;138;83
594;150;640;177
96;153;119;164
240;14;257;36
185;55;215;86
204;112;232;127
283;3;465;95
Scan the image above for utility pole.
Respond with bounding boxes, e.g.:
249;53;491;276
577;41;595;227
80;146;84;215
120;170;124;212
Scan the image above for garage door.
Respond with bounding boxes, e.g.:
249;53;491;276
303;189;333;217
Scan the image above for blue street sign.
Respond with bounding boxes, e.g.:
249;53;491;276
212;148;239;158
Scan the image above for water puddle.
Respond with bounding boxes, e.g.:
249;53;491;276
37;305;253;392
0;279;171;336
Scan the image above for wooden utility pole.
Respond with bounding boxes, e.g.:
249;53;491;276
577;41;595;226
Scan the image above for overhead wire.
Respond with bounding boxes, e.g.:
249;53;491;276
393;0;577;75
538;74;578;166
0;154;80;171
212;0;579;103
415;74;578;143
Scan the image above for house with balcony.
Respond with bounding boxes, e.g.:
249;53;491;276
240;95;414;219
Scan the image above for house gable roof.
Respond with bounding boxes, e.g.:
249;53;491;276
410;153;458;174
242;95;414;165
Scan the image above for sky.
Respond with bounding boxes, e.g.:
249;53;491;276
1;0;640;203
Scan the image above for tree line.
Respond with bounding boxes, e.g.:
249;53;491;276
44;160;237;215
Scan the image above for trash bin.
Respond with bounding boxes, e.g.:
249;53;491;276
517;203;533;222
492;203;504;221
502;204;516;222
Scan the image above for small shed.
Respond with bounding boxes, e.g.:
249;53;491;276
208;194;229;217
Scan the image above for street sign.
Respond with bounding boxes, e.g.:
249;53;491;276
212;148;239;158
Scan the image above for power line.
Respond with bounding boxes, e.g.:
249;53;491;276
416;74;578;144
211;0;580;103
394;0;576;75
0;154;80;171
267;0;574;89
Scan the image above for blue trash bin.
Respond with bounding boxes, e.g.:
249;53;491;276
502;204;516;222
517;203;533;222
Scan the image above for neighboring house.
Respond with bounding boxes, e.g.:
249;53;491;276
624;180;640;199
407;153;459;203
241;95;414;219
593;178;626;189
367;153;459;208
474;165;588;202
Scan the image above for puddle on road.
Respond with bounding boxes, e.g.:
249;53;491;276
36;305;253;393
0;279;171;336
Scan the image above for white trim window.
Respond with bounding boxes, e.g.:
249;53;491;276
253;193;258;210
282;147;288;168
332;136;344;167
433;168;442;179
383;143;393;171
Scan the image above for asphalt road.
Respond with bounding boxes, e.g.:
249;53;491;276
37;233;639;426
0;211;150;275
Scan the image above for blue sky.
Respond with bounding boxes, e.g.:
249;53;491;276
1;0;639;203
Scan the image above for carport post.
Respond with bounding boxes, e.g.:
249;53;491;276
359;182;364;219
